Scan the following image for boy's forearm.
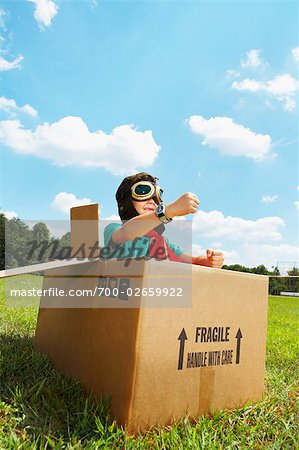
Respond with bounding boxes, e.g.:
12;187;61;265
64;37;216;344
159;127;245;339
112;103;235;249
176;253;192;264
113;205;175;244
112;211;160;243
179;253;210;266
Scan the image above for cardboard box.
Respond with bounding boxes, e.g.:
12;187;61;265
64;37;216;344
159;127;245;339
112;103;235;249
35;261;268;433
35;205;269;433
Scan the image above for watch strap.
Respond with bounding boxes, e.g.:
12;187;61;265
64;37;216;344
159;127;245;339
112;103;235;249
155;203;172;224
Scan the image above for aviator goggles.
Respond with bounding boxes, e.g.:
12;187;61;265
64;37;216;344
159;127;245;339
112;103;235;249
131;181;164;204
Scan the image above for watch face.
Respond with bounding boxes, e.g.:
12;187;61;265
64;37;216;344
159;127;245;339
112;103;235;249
156;204;164;214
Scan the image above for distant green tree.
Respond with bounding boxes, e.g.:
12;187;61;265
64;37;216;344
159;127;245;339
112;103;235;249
271;266;280;276
58;232;71;248
288;267;299;276
222;264;253;273
222;263;292;295
5;218;33;268
287;267;299;293
251;265;269;275
32;222;51;242
269;266;281;295
30;222;52;264
55;232;71;260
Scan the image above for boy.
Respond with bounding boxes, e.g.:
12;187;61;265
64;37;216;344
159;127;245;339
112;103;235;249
104;172;224;268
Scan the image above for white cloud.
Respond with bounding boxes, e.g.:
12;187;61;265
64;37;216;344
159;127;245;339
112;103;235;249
0;54;23;71
292;47;299;62
210;242;222;248
173;216;186;221
0;116;160;175
232;74;299;112
192;243;204;254
241;49;266;69
29;0;58;29
52;192;92;215
232;78;262;92
187;115;271;160
0;9;24;72
192;209;284;242
240;243;299;269
192;240;298;270
261;194;278;204
21;104;38;117
2;210;18;219
102;214;120;221
225;69;240;79
221;249;241;265
295;201;299;211
190;207;297;269
0;96;38;117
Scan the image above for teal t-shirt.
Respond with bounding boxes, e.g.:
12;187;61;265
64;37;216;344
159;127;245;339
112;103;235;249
103;223;183;259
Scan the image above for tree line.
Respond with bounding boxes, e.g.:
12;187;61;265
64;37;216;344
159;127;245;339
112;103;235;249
222;264;299;296
0;212;298;295
0;212;70;270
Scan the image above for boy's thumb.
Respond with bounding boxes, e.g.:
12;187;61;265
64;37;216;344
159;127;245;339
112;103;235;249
206;249;213;258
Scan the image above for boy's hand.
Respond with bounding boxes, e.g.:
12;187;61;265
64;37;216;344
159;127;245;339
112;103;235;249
206;249;224;268
165;193;199;218
193;250;224;268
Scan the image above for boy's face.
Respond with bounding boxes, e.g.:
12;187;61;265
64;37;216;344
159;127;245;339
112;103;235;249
132;198;157;215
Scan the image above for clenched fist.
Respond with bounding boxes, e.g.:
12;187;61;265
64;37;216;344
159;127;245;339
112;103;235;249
193;250;224;268
206;250;224;268
165;192;200;218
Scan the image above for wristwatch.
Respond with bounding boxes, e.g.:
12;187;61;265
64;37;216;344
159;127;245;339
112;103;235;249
155;203;172;224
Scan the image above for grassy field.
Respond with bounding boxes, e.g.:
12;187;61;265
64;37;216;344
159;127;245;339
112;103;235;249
0;282;298;449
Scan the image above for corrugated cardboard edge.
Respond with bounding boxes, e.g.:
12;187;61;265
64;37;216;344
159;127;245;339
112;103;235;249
257;274;269;401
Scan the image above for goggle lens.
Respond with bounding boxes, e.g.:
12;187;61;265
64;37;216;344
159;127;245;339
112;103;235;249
131;181;164;203
135;184;152;196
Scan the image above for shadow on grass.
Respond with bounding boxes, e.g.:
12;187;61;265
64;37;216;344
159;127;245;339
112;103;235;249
0;333;115;443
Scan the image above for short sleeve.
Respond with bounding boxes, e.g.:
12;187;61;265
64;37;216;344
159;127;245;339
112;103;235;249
104;223;122;247
165;237;184;256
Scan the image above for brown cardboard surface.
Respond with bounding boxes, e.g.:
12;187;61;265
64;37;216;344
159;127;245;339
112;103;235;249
35;260;142;424
35;259;268;433
127;263;268;432
70;203;99;258
35;203;269;433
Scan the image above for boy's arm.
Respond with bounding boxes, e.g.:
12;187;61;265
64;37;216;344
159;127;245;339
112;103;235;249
179;250;224;268
112;211;161;244
112;193;199;244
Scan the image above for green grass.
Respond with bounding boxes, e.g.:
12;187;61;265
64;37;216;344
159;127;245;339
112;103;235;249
0;284;298;449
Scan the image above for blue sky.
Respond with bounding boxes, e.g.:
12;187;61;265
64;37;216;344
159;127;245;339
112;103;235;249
0;0;298;269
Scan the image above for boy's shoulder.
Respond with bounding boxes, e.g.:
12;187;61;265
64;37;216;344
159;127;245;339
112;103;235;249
103;222;122;246
104;222;121;232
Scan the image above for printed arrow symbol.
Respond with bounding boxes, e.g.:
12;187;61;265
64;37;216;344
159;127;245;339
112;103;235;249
178;328;188;370
235;328;243;364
